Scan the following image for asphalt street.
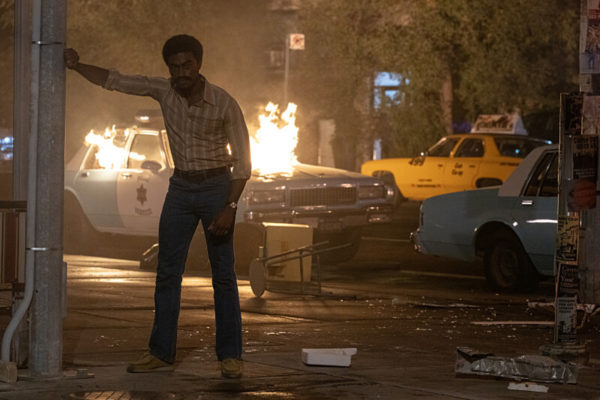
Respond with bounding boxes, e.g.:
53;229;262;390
0;202;598;399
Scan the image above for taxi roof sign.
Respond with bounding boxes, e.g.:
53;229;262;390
470;113;528;135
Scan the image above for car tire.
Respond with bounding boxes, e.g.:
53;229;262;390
63;192;97;255
314;228;362;265
483;230;539;293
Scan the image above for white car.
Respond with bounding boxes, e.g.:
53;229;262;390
411;144;558;292
64;124;395;272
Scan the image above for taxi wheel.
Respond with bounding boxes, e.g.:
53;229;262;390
483;231;539;293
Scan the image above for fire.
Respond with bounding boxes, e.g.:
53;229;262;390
84;126;130;169
83;102;301;174
250;102;299;175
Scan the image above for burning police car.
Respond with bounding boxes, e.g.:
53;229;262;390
64;106;394;272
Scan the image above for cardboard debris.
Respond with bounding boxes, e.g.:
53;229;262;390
455;347;578;384
302;348;357;367
507;382;549;393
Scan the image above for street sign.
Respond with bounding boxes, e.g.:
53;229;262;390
289;33;305;50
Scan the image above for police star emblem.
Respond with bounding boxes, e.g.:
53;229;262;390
137;184;147;205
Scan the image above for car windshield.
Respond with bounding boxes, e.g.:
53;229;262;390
494;137;545;158
427;137;460;157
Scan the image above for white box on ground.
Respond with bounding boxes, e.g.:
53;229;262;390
263;222;313;282
302;348;357;367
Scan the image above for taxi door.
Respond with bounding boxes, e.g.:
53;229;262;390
443;137;483;193
116;130;171;236
400;136;460;199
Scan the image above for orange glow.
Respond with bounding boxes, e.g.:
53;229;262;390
250;102;299;175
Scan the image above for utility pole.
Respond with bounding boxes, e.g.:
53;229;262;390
283;33;305;106
28;0;67;378
542;0;599;363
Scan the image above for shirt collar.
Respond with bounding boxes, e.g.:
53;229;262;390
170;74;217;107
200;76;217;106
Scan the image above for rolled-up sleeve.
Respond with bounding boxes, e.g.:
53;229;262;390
224;99;252;180
103;69;169;101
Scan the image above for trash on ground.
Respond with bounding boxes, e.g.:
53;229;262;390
409;302;479;309
507;381;549;393
302;348;357;367
471;320;554;327
455;347;578;384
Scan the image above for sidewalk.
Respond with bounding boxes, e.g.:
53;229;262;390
0;257;598;399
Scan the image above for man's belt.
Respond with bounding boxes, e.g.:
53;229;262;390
173;166;229;183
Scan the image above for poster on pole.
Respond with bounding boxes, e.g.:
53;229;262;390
567;135;598;211
560;92;583;136
555;262;579;344
582;1;600;73
556;215;579;263
581;2;600;91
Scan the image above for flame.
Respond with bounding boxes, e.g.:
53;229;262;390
250;102;299;175
83;102;301;174
84;125;129;169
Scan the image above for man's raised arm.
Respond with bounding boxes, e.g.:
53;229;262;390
64;48;109;87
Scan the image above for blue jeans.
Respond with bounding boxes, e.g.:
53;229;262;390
149;173;242;363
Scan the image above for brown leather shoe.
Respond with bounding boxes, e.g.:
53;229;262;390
221;358;243;378
127;352;174;373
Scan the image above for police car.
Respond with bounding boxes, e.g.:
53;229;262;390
361;114;551;202
64;123;395;272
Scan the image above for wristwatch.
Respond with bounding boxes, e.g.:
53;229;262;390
227;201;237;209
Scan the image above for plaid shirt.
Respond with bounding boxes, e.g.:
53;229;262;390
104;70;251;180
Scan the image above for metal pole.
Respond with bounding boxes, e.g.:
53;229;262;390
541;0;595;363
13;0;32;202
283;34;290;106
28;0;66;378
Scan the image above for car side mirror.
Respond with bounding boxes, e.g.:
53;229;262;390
141;160;162;174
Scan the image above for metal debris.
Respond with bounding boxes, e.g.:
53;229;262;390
455;347;578;384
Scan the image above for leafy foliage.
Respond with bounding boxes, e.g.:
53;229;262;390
297;0;579;164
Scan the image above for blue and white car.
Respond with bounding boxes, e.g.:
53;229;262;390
64;124;395;271
411;144;558;292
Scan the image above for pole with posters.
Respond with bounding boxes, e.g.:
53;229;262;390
283;33;304;105
541;0;599;363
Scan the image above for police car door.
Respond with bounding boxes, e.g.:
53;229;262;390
117;130;170;236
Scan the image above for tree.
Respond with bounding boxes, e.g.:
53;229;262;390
296;0;579;166
0;0;276;159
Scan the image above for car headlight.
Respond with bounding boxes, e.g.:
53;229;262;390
249;190;285;204
358;184;385;199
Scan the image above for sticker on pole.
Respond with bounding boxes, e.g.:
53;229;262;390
289;33;305;50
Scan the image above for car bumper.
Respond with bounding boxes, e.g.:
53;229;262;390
244;205;393;233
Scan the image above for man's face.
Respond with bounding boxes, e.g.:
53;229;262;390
167;51;201;93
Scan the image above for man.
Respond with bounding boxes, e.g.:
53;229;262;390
64;34;251;378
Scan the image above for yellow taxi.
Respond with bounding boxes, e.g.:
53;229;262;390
361;115;552;201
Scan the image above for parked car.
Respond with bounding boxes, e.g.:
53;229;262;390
64;125;395;273
361;115;551;202
411;144;558;292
